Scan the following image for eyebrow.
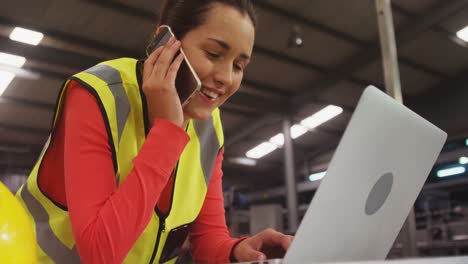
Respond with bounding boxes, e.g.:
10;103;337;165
208;38;251;60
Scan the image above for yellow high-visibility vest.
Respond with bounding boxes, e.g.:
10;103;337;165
16;58;224;263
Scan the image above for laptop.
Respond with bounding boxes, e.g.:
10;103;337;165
241;86;447;263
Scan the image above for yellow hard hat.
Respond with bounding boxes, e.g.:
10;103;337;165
0;182;37;263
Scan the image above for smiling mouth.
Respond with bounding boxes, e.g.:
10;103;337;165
200;87;220;100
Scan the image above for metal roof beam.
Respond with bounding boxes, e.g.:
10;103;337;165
255;1;448;79
0;37;286;117
292;0;468;107
0;96;54;111
82;0;157;21
229;0;466;148
0;35;101;70
255;0;368;47
0;16;142;58
0;123;49;136
79;0;382;88
391;2;468;44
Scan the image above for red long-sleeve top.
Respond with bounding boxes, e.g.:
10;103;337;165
37;80;241;263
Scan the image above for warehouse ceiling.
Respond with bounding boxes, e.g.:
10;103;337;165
1;0;468;193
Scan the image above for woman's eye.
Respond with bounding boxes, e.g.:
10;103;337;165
206;51;220;59
234;64;244;71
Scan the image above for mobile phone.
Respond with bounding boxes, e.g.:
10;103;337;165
146;25;202;106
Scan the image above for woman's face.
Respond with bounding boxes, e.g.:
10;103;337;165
178;3;255;121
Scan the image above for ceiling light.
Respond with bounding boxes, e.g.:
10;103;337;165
229;157;257;166
0;53;26;67
459;157;468;165
456;25;468;42
295;38;303;46
289;24;303;48
309;171;326;182
269;124;308;147
246;142;278;159
0;70;15;96
246;105;342;160
10;27;44;46
270;133;284;146
465;138;468;147
301;105;343;129
0;64;40;80
291;124;308;138
437;166;466;178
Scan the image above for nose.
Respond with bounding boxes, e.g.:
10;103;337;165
213;63;233;89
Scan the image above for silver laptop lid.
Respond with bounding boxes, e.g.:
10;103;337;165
284;86;447;263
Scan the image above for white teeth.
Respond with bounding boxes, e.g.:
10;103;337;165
201;88;219;99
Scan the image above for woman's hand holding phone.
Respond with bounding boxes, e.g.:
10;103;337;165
143;37;185;128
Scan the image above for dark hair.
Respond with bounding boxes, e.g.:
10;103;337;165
158;0;257;39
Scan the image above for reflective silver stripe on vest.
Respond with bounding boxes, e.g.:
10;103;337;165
193;117;220;185
39;135;51;159
85;64;130;142
20;184;81;263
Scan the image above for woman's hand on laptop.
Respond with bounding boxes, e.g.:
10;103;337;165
232;228;293;262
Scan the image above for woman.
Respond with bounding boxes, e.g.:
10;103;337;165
16;0;292;263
